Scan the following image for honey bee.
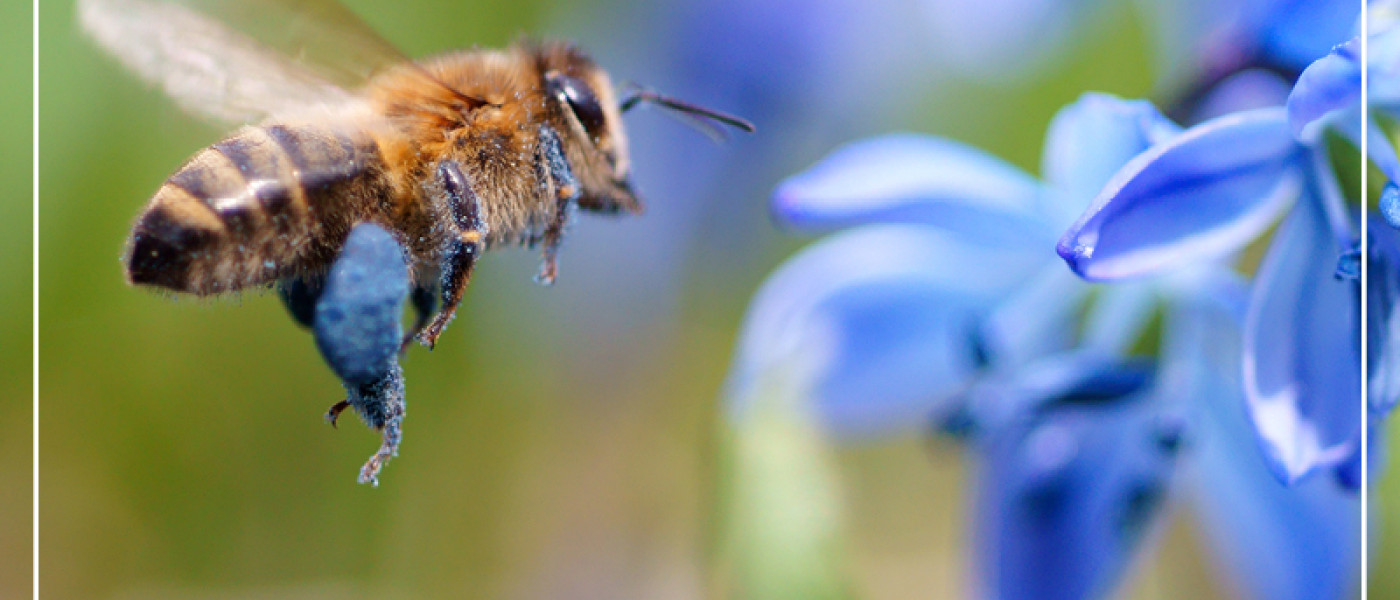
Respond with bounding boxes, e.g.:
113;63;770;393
80;0;753;484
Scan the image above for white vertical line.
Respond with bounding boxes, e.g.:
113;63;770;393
1361;0;1370;597
29;0;38;592
30;0;38;593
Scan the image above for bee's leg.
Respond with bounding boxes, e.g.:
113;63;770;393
325;399;351;428
419;160;488;349
402;285;438;353
534;125;580;286
311;222;412;485
277;276;325;329
346;363;406;487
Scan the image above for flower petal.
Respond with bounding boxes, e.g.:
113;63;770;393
1191;68;1293;123
1368;25;1400;109
1041;93;1179;229
1165;293;1359;600
1286;37;1360;142
971;354;1177;600
1162;278;1360;598
1370;216;1400;418
726;224;1048;437
772;134;1051;245
1057;108;1303;281
978;265;1088;370
1382;183;1400;230
1243;193;1361;485
1256;0;1358;71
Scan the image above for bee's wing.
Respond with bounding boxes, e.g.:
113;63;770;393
79;0;442;125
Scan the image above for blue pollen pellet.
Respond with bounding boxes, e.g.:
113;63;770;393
314;223;410;386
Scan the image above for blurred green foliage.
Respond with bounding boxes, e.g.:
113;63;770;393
35;0;1288;598
1;0;32;597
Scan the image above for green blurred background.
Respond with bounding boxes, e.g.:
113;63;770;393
1;0;31;597
35;0;1360;598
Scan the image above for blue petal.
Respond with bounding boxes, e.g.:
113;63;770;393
1041;93;1180;230
1368;25;1400;109
1191;422;1361;600
971;353;1178;600
1370;216;1400;418
725;224;1047;437
772;134;1051;245
1190;69;1293;123
1382;183;1400;230
314;223;410;386
1057;108;1303;281
1243;193;1361;485
979;265;1087;370
1255;0;1358;70
1287;25;1400;171
1286;37;1360;143
1164;291;1358;600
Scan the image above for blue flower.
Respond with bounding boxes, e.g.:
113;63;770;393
960;352;1180;600
737;94;1176;437
1164;274;1360;600
725;92;1358;598
1372;218;1400;420
1056;19;1372;485
917;0;1356;86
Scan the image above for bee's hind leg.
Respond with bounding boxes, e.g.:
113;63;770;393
534;125;580;286
312;222;412;485
419;160;487;349
277;276;325;329
345;364;406;487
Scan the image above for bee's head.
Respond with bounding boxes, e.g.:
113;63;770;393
531;42;638;213
531;41;753;215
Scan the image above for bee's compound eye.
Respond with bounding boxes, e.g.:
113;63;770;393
547;73;606;140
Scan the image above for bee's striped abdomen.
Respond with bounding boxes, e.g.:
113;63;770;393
126;123;388;295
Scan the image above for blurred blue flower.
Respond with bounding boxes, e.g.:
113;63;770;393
1056;17;1373;485
726;91;1357;598
1372;219;1400;419
1165;275;1360;600
734;94;1178;437
961;352;1179;600
1287;5;1400;207
918;0;1356;87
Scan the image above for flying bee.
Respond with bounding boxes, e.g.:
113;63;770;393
79;0;753;484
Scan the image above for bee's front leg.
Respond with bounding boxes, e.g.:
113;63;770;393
418;160;487;349
534;125;580;286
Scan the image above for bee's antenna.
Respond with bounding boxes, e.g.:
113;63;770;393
620;85;756;140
